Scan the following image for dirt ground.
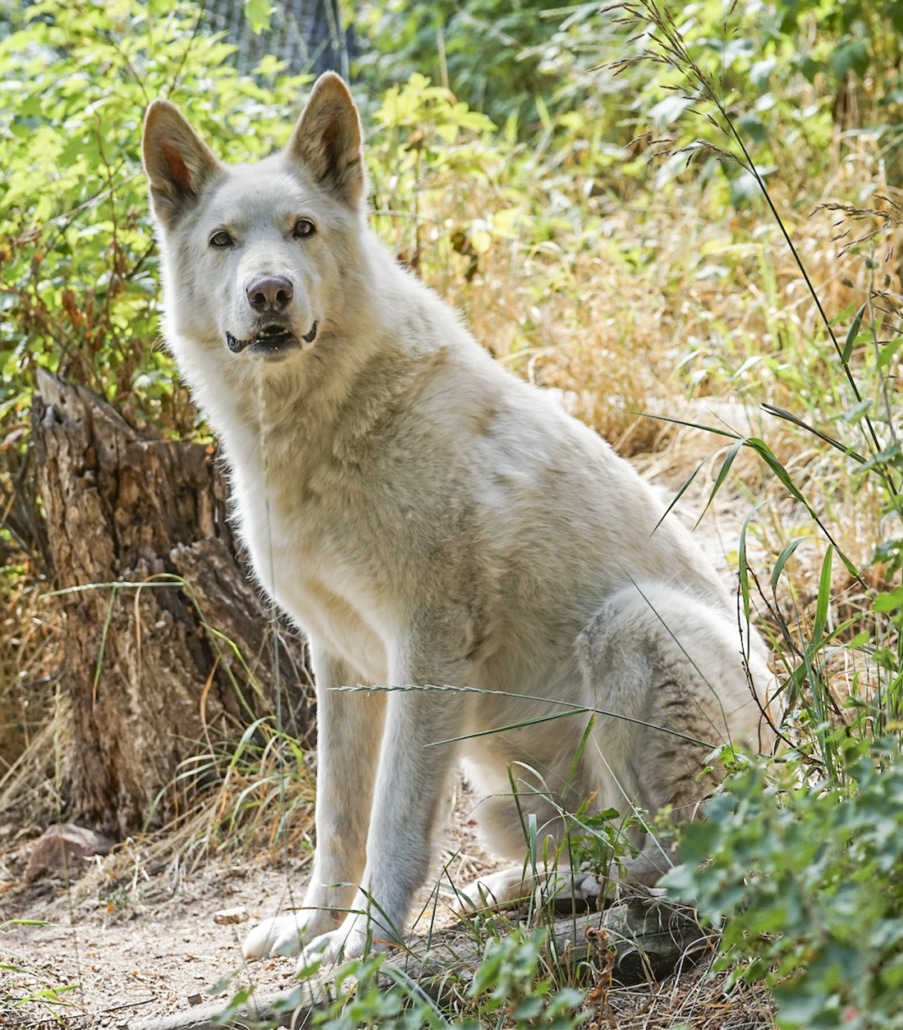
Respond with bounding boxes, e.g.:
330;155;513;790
0;814;775;1030
1;781;504;1029
2;853;315;1028
1;815;776;1030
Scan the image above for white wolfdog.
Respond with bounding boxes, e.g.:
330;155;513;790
142;73;774;967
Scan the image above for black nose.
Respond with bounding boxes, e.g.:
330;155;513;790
246;275;294;311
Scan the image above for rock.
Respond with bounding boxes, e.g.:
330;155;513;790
212;906;248;925
25;822;114;882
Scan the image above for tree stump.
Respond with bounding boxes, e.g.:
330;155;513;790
30;371;313;837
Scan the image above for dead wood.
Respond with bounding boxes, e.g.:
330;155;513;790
134;896;708;1030
29;371;313;837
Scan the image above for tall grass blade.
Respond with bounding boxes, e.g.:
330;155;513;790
761;404;867;464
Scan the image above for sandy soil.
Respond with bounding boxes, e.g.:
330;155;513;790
3;856;308;1028
0;825;775;1030
1;783;501;1029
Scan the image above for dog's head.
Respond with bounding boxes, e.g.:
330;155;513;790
142;73;365;367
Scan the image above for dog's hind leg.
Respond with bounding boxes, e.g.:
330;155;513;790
575;580;773;886
459;583;772;915
453;750;607;915
454;863;605;916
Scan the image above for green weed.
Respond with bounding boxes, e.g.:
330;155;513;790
1;920;80;1023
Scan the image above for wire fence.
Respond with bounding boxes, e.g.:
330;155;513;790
202;0;354;78
0;0;355;78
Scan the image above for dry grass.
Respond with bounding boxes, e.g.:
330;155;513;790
0;566;61;762
598;961;775;1029
0;565;66;840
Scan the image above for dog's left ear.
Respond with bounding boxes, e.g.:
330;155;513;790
286;73;364;208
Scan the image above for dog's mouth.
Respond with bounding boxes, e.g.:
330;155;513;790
226;321;318;357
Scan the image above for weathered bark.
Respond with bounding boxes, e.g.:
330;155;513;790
135;897;709;1030
30;371;312;837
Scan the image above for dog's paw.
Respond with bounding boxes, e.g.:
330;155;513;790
566;870;603;906
297;917;372;970
455;866;605;916
454;867;534;913
242;913;310;960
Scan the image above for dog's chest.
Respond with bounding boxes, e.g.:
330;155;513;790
229;443;399;679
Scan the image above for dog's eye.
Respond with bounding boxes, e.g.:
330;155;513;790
209;230;234;249
293;218;316;239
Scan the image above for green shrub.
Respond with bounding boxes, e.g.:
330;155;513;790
665;738;903;1029
0;0;309;433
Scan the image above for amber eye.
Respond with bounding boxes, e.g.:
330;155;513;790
293;218;316;239
209;230;234;248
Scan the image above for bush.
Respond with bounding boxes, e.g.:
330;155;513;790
665;738;903;1029
0;0;309;434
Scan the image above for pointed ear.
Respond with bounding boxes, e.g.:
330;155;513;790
286;72;364;208
142;100;221;228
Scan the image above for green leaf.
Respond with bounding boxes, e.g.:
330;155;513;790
811;545;834;645
876;336;903;370
243;0;271;35
841;398;872;424
874;586;903;613
829;38;870;81
772;983;833;1027
737;111;766;145
771;538;805;593
512;996;544;1020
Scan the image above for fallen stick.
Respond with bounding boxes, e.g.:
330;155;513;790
134;895;708;1030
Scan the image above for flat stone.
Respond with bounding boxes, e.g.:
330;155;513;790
25;822;114;882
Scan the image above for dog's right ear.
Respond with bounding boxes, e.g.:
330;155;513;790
142;100;221;228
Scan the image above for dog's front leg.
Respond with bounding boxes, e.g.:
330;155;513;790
301;658;467;966
243;648;383;960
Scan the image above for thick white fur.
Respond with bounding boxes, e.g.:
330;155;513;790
142;74;776;966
